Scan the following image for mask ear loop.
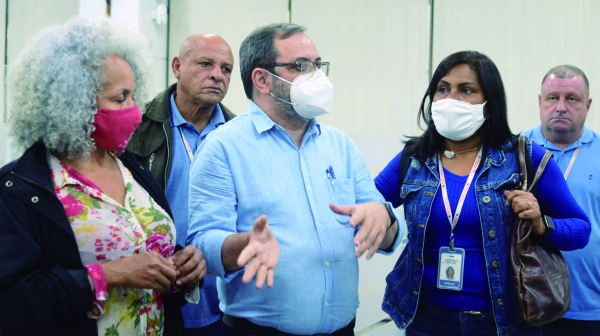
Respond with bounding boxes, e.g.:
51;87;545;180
265;69;298;106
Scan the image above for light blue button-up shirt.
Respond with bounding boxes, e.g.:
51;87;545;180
165;92;225;328
521;125;600;320
187;102;402;334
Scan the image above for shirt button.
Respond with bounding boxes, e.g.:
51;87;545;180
5;180;13;187
307;186;312;191
324;301;329;307
497;299;504;306
491;261;499;269
483;196;491;204
325;261;330;267
31;196;39;203
317;222;322;228
488;230;496;238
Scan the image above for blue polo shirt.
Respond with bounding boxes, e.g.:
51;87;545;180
166;92;225;328
521;125;600;320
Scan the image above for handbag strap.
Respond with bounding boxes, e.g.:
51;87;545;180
517;136;553;193
527;151;553;192
517;136;528;191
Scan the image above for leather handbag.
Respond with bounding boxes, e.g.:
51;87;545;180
510;136;570;326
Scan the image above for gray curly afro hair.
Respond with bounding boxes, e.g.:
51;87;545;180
8;17;152;158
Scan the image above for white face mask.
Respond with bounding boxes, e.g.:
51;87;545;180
431;98;487;141
268;69;334;119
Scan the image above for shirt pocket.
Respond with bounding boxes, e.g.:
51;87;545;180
327;177;356;225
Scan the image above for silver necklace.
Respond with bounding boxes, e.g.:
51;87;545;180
443;146;480;159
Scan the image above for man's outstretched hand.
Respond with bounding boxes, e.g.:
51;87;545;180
237;215;280;289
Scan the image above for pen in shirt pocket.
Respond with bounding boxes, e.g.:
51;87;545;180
326;165;336;190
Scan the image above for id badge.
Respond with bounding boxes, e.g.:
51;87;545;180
437;246;465;291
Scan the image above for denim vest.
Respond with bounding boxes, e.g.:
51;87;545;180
382;139;539;336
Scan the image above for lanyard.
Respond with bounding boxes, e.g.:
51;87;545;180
438;148;482;250
178;127;194;162
562;146;581;181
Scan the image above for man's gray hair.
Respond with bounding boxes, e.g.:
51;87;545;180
239;23;306;100
542;64;589;97
8;17;152;158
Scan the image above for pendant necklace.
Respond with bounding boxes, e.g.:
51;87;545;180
443;146;480;159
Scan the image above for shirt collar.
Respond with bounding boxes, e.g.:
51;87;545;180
246;101;322;136
169;91;226;129
534;124;593;150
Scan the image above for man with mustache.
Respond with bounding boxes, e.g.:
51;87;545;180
128;34;236;335
521;65;600;335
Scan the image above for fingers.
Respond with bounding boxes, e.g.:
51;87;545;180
254;264;268;289
329;203;355;216
171;246;194;268
253;215;268;232
174;248;206;286
237;215;279;289
504;190;541;220
366;233;385;259
237;215;267;267
266;269;275;288
352;203;389;259
241;244;260;285
355;224;386;259
354;223;372;256
135;252;177;293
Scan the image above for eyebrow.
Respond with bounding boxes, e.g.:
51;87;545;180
438;79;480;87
286;56;322;63
197;56;233;68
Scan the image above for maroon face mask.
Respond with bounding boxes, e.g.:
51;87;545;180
91;105;141;153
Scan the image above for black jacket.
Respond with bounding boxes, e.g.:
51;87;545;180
0;142;185;335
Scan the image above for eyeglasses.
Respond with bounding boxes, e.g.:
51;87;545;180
260;61;330;76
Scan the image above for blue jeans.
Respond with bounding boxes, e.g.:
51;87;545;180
407;297;541;336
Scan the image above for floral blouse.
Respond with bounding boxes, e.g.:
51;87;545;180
49;152;191;336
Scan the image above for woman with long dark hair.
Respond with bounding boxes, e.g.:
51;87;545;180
376;51;590;335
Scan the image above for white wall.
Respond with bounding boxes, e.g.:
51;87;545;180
1;0;79;164
433;0;600;133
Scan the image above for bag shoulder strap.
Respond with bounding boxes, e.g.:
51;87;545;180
516;135;551;195
527;151;553;192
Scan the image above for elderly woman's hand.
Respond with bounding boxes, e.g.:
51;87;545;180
169;246;206;287
503;190;546;237
102;251;177;293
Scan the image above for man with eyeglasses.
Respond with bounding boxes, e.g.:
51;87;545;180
128;34;236;335
187;23;404;335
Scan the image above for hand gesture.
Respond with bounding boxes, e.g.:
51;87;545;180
329;202;391;259
503;190;544;236
169;246;206;287
237;215;279;289
102;251;177;293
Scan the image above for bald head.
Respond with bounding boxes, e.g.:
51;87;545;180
172;33;234;112
179;34;232;60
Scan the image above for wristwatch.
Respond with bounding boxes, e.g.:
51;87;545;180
384;203;397;229
539;215;555;239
